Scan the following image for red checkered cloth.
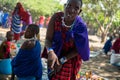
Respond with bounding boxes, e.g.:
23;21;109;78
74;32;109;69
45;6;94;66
51;55;82;80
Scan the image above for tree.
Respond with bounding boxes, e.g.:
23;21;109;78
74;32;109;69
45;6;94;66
82;0;120;42
0;0;63;21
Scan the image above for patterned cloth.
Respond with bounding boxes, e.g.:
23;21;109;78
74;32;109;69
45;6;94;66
11;14;21;34
51;56;82;80
11;2;29;41
12;2;29;25
11;14;21;41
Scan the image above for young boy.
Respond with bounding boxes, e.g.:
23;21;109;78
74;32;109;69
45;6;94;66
0;31;14;59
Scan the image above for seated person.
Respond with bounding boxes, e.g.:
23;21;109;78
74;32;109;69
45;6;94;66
11;24;42;80
110;34;120;67
0;31;14;59
103;36;113;55
111;34;120;54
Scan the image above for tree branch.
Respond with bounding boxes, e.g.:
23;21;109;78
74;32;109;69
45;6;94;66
93;13;104;32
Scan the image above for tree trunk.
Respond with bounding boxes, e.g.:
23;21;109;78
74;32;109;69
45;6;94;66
101;32;107;43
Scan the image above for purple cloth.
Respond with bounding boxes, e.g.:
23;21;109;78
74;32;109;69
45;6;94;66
72;16;90;61
52;15;90;61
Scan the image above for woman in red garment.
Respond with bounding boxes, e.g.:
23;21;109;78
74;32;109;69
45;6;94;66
43;0;90;80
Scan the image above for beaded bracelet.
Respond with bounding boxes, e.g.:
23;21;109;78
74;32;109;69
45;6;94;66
47;48;54;53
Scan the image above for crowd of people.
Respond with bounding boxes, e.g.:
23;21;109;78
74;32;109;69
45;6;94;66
0;3;51;42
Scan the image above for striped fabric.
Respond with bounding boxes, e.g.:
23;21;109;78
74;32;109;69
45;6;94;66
11;14;21;34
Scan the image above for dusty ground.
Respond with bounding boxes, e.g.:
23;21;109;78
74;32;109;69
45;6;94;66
0;27;120;80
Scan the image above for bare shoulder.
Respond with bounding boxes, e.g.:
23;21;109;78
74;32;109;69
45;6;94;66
48;13;57;25
21;40;36;49
46;13;57;38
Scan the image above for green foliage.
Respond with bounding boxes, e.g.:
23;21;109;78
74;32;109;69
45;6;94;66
112;11;120;28
0;0;63;20
82;0;120;30
0;0;120;32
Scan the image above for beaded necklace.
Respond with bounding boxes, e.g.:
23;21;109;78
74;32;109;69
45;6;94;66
24;37;36;41
61;17;75;30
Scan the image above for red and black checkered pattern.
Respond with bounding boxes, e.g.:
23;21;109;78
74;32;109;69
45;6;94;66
51;55;82;80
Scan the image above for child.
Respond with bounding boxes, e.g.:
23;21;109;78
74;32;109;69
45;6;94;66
0;31;14;59
11;24;42;80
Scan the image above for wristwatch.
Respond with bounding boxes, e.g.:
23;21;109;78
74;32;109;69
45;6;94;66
60;57;67;64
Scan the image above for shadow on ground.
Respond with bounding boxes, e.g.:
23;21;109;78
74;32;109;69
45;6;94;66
81;53;120;80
